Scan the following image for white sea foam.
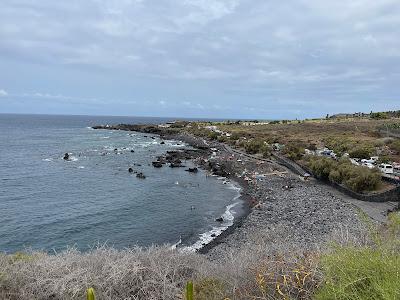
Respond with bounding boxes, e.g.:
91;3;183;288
42;158;53;162
170;236;182;250
180;186;242;253
78;166;85;169
168;143;184;147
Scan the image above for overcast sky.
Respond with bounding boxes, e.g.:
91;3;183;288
0;0;399;119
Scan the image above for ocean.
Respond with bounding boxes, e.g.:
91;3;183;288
0;114;243;253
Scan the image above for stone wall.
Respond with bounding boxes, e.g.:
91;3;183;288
271;152;400;203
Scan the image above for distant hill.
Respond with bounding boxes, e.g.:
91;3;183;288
329;110;400;120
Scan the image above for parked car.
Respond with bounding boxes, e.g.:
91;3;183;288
393;163;400;175
362;162;375;169
379;164;394;174
370;156;379;162
350;158;360;166
361;158;376;164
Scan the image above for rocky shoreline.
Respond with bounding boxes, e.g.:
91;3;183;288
92;124;367;259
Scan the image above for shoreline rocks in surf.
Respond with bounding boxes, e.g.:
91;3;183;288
92;123;253;253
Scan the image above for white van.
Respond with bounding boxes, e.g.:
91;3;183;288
379;164;394;174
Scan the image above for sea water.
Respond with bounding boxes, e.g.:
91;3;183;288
0;114;243;253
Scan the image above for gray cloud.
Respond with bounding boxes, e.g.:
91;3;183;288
0;0;399;117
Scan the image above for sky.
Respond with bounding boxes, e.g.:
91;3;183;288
0;0;399;119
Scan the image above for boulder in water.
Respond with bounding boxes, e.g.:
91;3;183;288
152;161;163;168
170;162;184;168
63;153;70;160
185;167;198;173
215;217;224;222
128;167;134;173
136;172;146;179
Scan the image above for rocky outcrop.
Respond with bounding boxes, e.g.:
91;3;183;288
207;161;229;177
170;162;184;168
92;124;163;135
136;172;146;179
152;161;163;168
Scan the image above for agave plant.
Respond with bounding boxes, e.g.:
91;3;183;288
186;281;193;300
87;287;95;300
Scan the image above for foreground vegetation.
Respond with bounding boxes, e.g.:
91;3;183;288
1;213;399;300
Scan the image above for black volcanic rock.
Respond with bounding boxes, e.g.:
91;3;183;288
152;161;163;168
170;162;184;168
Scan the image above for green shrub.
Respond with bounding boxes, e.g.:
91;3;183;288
208;132;220;140
328;160;353;184
261;145;270;158
269;120;280;124
315;247;400;300
344;167;381;193
237;140;246;148
377;156;391;164
388;212;400;236
348;146;373;159
307;142;317;151
245;139;264;154
217;136;228;143
370;112;389;119
306;157;382;193
283;142;305;161
307;156;335;180
229;132;241;140
323;137;351;156
390;140;400;154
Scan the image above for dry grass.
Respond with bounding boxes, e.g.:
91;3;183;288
0;246;207;300
0;244;322;300
211;117;400;162
0;215;397;300
218;118;398;145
